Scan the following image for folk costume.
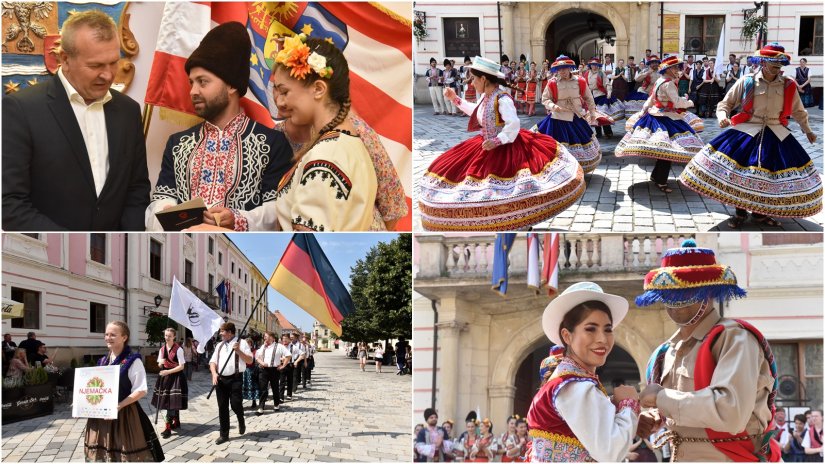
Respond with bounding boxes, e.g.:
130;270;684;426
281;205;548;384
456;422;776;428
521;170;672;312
527;282;639;462
468;431;499;462
531;56;602;174
151;342;188;438
84;346;164;462
638;240;781;462
795;65;815;107
209;337;253;441
415;408;452;462
624;56;659;117
419;56;585;231
500;429;528;462
584;58;625;123
272;35;381;231
680;44;823;222
426;59;447;115
612;64;629;101
146;22;292;231
615;56;705;188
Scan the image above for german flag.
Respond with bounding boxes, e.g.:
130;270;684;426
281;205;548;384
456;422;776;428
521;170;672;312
269;234;354;336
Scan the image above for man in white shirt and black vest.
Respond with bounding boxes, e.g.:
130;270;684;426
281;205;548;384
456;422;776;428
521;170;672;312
279;334;295;401
209;322;252;444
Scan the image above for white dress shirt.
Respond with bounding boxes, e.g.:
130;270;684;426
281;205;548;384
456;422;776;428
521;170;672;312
208;337;252;375
455;93;520;145
256;341;290;368
57;67;112;197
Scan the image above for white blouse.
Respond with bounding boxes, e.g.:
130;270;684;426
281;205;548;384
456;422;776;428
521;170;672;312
454;92;520;145
555;381;639;462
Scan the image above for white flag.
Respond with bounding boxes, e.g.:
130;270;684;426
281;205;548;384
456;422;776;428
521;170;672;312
714;24;726;77
169;277;223;354
527;233;541;294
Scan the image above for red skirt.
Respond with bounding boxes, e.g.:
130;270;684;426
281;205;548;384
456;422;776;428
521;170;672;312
516;81;527;102
419;129;585;230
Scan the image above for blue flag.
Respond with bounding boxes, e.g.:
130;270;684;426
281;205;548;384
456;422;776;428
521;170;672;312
215;280;230;314
491;233;516;296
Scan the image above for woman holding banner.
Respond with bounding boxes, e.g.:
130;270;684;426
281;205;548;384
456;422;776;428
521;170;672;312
84;321;164;462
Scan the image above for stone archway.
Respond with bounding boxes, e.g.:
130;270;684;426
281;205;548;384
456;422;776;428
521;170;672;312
529;2;630;65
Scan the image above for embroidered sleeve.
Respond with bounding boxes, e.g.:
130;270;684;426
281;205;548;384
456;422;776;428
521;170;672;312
351;115;407;223
290;139;377;231
495;96;520;145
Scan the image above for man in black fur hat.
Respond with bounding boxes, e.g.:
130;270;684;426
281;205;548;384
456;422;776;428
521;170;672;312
146;22;292;231
415;408;451;462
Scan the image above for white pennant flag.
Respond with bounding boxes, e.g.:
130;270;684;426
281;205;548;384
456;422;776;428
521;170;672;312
169;277;223;354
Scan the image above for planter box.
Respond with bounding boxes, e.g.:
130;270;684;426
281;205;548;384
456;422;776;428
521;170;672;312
2;382;55;424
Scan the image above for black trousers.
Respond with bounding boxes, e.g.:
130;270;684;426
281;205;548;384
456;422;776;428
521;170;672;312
295;360;306;388
258;367;281;407
280;364;294;399
305;357;313;383
651;160;672;185
215;375;244;438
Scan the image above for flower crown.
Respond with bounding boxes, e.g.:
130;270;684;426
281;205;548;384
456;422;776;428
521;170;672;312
274;33;334;80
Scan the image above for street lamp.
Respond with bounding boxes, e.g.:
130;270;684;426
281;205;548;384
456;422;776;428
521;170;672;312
143;294;163;315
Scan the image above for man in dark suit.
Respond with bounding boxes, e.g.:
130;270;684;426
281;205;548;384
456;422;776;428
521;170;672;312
2;10;149;231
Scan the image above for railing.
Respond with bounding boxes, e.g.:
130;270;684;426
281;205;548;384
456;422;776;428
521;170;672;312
416;234;694;279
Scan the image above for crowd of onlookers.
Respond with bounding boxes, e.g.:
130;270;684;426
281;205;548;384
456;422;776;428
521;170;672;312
422;50;818;118
413;407;824;462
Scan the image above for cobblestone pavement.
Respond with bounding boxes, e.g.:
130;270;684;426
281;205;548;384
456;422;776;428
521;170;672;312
1;351;411;462
414;104;824;232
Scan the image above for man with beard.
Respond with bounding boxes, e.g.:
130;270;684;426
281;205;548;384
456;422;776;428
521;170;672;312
635;240;780;462
415;408;451;462
145;22;291;231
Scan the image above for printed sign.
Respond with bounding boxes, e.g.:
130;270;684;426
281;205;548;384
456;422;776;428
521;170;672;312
72;366;120;420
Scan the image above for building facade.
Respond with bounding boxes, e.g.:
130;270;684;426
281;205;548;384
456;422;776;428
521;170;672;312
412;233;823;429
313;321;336;350
414;1;822;102
2;233;268;364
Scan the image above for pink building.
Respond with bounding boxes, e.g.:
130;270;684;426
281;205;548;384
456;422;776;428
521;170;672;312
1;233;274;365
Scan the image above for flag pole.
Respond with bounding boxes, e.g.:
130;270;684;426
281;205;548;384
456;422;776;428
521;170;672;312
206;280;271;400
142;103;154;140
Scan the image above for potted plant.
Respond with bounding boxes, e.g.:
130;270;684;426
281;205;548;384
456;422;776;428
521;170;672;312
2;366;56;424
414;16;428;43
740;14;767;43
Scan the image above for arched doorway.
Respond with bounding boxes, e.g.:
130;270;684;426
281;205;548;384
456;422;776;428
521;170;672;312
512;342;640;418
545;11;615;65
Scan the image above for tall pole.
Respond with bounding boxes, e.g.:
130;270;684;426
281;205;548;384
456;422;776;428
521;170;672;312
497;2;503;60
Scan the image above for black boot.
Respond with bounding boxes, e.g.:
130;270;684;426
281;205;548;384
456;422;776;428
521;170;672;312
595;126;603;138
604;125;613;138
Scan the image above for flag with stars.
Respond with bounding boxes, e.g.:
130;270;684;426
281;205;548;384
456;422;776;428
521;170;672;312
145;2;412;228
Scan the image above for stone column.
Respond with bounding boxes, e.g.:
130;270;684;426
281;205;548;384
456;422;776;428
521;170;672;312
435;295;468;423
501;2;515;61
531;39;546;63
489;384;517;429
640;2;650;53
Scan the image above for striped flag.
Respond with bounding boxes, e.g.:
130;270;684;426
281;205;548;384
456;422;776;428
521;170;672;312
144;2;412;229
491;233;516;296
527;233;541;294
541;234;560;296
269;234;354;336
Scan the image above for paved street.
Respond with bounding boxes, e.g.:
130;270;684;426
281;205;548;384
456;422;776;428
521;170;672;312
1;351;411;462
414;104;824;232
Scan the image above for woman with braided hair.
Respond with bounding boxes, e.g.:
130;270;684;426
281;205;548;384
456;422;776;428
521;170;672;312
269;35;380;231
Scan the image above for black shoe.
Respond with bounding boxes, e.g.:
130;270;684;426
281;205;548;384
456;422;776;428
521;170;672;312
239;421;246;435
215;436;229;445
161;429;172;439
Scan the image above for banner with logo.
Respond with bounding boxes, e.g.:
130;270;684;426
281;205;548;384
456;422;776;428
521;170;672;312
72;366;120;420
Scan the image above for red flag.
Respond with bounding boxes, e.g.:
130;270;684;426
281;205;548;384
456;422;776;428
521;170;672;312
541;234;560;296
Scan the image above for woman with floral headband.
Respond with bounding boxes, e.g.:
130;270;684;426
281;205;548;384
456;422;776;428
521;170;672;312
499;414;521;462
419;56;585;231
269;34;379;231
469;418;498;462
269;41;407;231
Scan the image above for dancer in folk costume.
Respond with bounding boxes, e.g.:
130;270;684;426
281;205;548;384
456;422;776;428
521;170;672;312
531;55;602;174
635;239;782;462
680;43;822;227
624;55;660;118
612;59;630;101
527;282;640;462
151;328;188;439
415;408;452;462
583;57;625;139
419;56;585;231
525;68;539;116
468;418;499;462
84;322;164;462
615;55;705;193
443;59;461;116
537;61;551;109
426;57;447;115
500;415;528;462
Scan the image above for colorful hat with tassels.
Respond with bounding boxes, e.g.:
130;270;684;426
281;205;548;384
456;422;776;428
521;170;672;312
751;42;791;66
635;239;747;307
587;57;602;67
658;55;683;74
645;55;661;65
551;55;577;72
539;345;565;386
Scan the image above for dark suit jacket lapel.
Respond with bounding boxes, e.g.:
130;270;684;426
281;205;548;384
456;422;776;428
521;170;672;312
98;97;123;200
46;75;96;194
